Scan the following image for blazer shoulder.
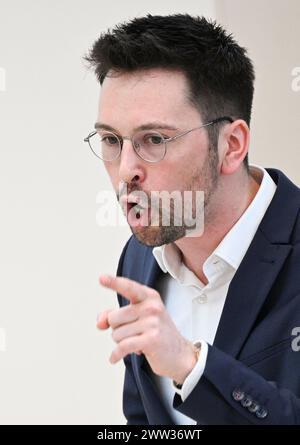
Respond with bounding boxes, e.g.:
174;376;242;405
262;168;300;244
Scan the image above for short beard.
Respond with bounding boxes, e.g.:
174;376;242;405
130;145;219;247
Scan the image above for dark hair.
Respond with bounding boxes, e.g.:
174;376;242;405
84;14;255;170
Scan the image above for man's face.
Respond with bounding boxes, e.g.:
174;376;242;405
97;68;220;246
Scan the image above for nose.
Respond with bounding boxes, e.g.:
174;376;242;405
118;138;146;184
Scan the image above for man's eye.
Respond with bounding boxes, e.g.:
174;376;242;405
101;135;119;145
144;134;164;145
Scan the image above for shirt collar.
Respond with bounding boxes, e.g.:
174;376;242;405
213;164;277;269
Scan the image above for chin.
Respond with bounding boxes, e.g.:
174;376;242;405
130;224;186;247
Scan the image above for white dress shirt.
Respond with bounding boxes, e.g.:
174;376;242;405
150;164;277;425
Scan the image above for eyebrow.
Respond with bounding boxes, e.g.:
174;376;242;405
94;121;179;133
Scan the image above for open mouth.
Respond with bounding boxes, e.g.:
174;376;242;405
127;202;145;219
120;193;150;227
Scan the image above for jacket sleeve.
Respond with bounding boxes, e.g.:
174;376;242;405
173;344;300;425
116;237;149;425
122;354;149;425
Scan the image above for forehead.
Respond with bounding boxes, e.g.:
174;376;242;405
98;68;198;125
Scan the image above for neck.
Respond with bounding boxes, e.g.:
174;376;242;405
174;167;261;284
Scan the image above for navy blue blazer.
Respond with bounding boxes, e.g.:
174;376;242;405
116;168;300;425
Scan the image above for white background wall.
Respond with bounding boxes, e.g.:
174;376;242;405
0;0;215;424
0;0;299;424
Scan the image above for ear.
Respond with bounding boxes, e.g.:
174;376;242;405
219;119;250;175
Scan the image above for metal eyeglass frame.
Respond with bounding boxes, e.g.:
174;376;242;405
84;116;234;163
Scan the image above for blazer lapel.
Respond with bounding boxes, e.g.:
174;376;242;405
213;168;298;358
213;231;292;358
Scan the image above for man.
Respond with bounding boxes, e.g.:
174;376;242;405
84;14;300;424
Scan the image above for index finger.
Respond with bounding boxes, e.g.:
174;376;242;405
99;275;153;304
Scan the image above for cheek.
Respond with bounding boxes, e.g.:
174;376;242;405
177;132;208;162
165;152;201;182
153;166;186;192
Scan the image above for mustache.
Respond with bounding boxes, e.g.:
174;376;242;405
116;182;146;201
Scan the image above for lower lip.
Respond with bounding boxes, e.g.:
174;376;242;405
127;204;150;228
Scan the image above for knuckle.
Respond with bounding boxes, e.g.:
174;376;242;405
147;288;160;299
156;301;164;312
151;301;164;315
143;303;159;316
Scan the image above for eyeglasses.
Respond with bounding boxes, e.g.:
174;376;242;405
84;116;233;163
